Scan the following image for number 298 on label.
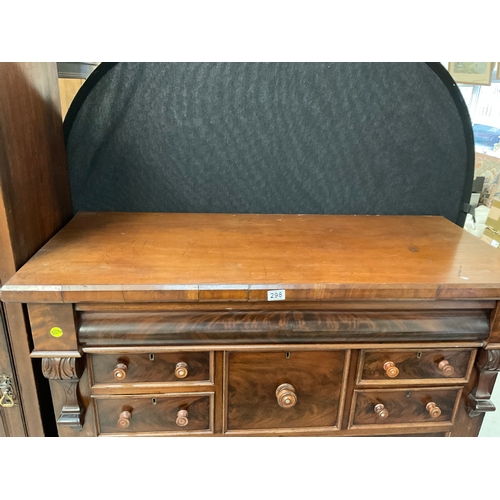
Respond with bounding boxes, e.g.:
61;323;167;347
267;290;285;301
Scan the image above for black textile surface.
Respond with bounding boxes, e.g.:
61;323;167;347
65;63;473;225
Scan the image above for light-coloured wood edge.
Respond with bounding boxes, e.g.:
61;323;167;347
485;343;500;350
356;378;470;387
356;350;366;386
348;422;454;431
75;300;497;312
336;350;351;429
465;349;478;382
4;282;500;303
450;388;464;425
488;301;500;343
82;342;484;355
91;391;214;399
90;383;215;396
98;430;214;437
222;351;229;435
222;425;452;436
209;351;215;385
214;351;224;435
352;385;464;393
30;350;82;358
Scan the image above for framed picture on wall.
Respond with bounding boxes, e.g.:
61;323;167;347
448;62;494;85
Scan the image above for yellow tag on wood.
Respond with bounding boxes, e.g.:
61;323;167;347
50;327;63;338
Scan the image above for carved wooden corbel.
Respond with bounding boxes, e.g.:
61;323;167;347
41;357;85;431
467;349;500;417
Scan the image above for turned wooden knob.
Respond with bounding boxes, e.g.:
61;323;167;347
276;383;297;408
383;361;399;378
113;362;128;380
175;362;188;379
117;410;131;428
374;403;389;419
426;402;442;418
438;359;455;377
176;409;189;427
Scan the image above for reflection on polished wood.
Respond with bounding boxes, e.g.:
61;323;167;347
4;213;500;303
2;212;500;437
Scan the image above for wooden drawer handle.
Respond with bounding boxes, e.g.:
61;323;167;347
175;362;188;379
426;402;442;418
383;361;399;378
276;383;297;408
176;410;189;427
374;403;389;419
438;359;455;377
118;410;131;428
113;362;128;381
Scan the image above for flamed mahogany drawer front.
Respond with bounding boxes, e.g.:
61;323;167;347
95;393;212;434
226;350;347;431
90;352;211;385
350;387;461;428
358;349;474;385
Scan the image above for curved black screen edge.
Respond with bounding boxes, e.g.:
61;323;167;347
63;62;118;145
426;62;475;227
63;62;475;227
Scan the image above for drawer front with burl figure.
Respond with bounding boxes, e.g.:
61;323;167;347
89;351;212;387
93;393;214;435
349;387;462;429
225;350;349;434
357;348;476;386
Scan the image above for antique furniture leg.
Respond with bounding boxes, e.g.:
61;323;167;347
467;349;500;417
41;357;85;431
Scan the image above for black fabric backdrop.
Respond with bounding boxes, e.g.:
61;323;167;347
64;62;474;226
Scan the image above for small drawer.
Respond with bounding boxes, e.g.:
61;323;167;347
349;387;462;429
226;350;347;432
357;349;475;385
94;393;213;435
90;352;212;385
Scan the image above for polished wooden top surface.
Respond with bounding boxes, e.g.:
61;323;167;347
3;212;500;302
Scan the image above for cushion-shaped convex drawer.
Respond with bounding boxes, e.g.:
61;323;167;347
357;348;475;385
349;387;462;429
90;352;212;385
94;393;213;435
226;350;347;433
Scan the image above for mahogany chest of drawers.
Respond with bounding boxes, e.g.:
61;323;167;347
2;212;500;437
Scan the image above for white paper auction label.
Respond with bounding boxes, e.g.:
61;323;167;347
491;240;499;248
267;290;285;301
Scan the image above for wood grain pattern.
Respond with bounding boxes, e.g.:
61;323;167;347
41;357;85;430
488;301;500;343
3;213;500;303
350;387;462;428
77;309;490;346
467;348;500;416
226;350;347;431
357;348;475;385
28;303;79;354
90;352;211;385
0;62;72;437
0;306;25;436
58;78;84;119
75;299;497;312
94;393;213;435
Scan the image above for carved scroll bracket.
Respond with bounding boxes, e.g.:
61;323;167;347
467;349;500;417
41;357;85;431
